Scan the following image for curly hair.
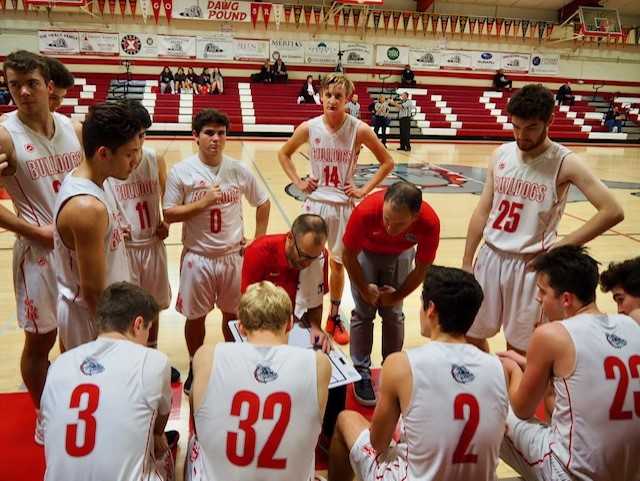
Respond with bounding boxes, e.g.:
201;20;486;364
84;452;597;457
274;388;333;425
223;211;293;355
600;257;640;297
507;84;555;122
82;102;142;158
192;108;230;134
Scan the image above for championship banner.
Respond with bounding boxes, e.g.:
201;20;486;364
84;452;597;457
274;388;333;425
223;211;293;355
352;8;361;29
521;20;529;39
303;5;312;27
250;2;259;28
283;4;291;24
513;20;521;38
372;10;381;32
382;11;391;33
529;53;560;74
529;22;537;39
270;39;304;64
313;5;321;26
440;15;449;36
495;18;503;37
98;0;105;14
11;0;16;9
501;53;530;72
273;3;283;28
622;27;630;45
431;14;438;35
119;33;158;57
140;0;148;21
538;22;545;42
468;17;476;35
79;31;119;55
334;10;341;30
392;11;401;33
119;0;126;16
472;51;500;70
546;22;554;39
340;41;372;66
39;31;80;55
262;3;271;28
421;13;429;35
504;19;512;37
487;18;494;35
158;35;195;57
197;34;234;60
478;17;486;36
375;44;409;66
412;12;420;35
304;39;339;64
343;7;351;31
164;0;172;22
0;0;5;10
293;4;302;28
402;11;411;34
129;0;137;16
108;0;116;15
409;48;440;69
450;15;458;34
440;50;473;70
459;16;467;35
233;37;269;60
151;0;160;23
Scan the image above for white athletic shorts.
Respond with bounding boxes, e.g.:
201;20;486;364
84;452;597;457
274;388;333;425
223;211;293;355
349;429;408;481
176;250;241;318
126;241;171;309
303;199;353;264
467;244;543;351
57;296;96;350
12;237;58;334
500;409;573;481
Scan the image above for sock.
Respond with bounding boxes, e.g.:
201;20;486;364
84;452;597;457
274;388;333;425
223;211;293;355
329;300;340;318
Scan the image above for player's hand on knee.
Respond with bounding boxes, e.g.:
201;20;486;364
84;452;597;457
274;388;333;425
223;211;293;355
378;285;399;306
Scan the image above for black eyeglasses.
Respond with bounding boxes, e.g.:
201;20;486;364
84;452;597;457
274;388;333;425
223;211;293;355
293;235;321;261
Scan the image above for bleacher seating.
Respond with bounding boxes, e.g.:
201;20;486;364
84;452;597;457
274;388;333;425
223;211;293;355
1;72;635;142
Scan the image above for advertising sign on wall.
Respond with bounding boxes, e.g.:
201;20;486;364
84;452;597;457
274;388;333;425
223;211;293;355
197;35;235;60
39;31;80;55
375;44;409;66
501;53;531;72
340;42;373;66
119;33;159;57
304;40;340;65
79;32;120;56
175;0;252;21
472;51;501;71
409;48;440;69
440;50;473;70
233;38;269;60
270;39;305;64
158;35;197;58
529;53;560;74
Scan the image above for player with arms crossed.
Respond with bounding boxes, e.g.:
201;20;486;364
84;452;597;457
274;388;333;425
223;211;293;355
54;102;139;351
163;108;270;394
329;266;508;481
186;281;331;481
0;50;82;443
41;282;172;481
104;99;177;381
463;84;624;353
278;73;394;345
499;245;640;481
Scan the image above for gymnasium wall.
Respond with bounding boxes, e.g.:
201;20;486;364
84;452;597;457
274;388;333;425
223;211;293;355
1;5;639;93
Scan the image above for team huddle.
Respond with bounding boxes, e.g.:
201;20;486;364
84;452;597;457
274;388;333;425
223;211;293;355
0;49;638;481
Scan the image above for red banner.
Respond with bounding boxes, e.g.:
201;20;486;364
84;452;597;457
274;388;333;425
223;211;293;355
343;7;351;31
487;18;494;35
0;0;6;9
304;5;312;27
129;0;136;16
468;17;477;35
622;27;630;44
382;11;391;33
163;0;171;22
546;22;554;39
283;4;292;24
118;0;126;16
334;10;340;29
313;5;321;26
250;2;259;27
108;0;116;14
392;11;401;33
97;0;105;14
150;0;160;22
478;17;486;36
262;3;271;28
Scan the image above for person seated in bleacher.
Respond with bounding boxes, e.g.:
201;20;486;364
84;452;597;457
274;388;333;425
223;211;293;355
174;67;187;94
198;67;212;95
211;67;224;94
0;72;11;105
493;69;512;91
271;57;288;82
251;60;272;83
186;67;198;94
400;64;416;87
297;75;320;105
556;80;574;106
159;66;174;94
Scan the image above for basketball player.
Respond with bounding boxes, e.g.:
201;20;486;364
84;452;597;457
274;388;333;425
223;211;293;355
163;108;270;394
0;50;82;443
41;282;172;481
103;99;178;382
499;246;640;481
186;281;331;481
328;266;508;481
0;55;74;123
54;102;139;351
278;73;394;345
600;256;640;316
462;84;624;353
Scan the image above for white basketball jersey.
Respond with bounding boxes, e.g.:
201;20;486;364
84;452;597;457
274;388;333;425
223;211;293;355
194;342;321;481
41;337;172;481
0;111;82;229
484;141;572;254
307;114;360;204
105;147;162;246
53;174;131;304
163;154;268;257
550;313;640;481
402;342;508;481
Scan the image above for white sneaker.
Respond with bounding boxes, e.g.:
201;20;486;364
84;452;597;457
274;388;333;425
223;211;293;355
34;410;44;446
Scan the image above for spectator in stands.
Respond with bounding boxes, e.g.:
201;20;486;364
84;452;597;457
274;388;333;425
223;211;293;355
271;57;288;82
605;105;626;133
346;93;360;119
45;57;74;112
186;67;198;94
297;75;321;105
199;67;212;95
0;72;12;105
211;67;224;94
251;60;272;83
400;64;416;87
372;94;396;147
556;80;574;106
159;66;174;94
174;67;187;93
493;68;512;91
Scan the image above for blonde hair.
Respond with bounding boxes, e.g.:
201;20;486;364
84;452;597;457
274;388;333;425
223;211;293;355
320;73;354;98
238;281;292;333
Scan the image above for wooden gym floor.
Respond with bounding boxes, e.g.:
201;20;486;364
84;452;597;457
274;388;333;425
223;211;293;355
1;138;638;479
